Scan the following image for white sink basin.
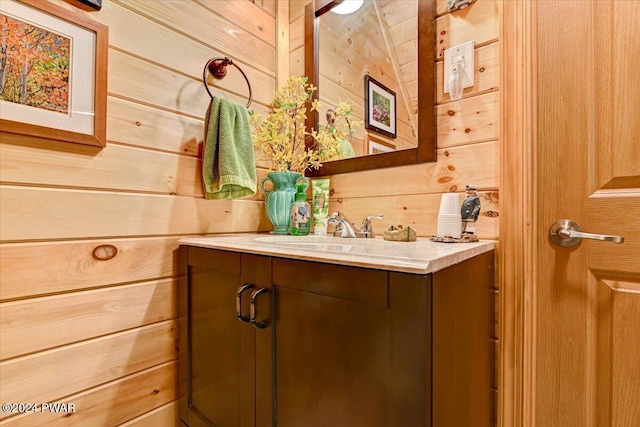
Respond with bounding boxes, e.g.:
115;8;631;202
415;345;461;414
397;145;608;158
253;235;419;259
255;235;344;244
254;235;356;252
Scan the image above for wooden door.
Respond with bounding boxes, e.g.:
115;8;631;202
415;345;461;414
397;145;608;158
533;1;640;426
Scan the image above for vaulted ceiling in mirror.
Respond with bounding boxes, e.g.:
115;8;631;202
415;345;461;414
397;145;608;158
318;0;418;156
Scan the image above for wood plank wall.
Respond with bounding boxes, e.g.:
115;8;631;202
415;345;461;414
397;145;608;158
290;0;499;240
0;0;276;425
291;0;500;423
1;0;499;425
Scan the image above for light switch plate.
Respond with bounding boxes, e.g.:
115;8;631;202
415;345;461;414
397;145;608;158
443;41;475;94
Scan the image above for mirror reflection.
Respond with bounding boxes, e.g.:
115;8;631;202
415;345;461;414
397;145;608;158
317;0;418;158
305;0;435;176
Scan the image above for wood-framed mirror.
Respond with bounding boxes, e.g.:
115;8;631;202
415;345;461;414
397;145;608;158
304;0;436;177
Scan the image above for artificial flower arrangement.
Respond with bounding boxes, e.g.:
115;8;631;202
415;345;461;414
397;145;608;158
249;76;359;173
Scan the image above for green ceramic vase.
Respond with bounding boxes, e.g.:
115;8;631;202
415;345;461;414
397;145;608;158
260;171;309;234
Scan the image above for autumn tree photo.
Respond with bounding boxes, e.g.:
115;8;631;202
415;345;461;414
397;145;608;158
0;12;71;114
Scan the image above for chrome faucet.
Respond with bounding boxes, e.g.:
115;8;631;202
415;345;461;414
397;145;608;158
328;212;383;238
360;214;384;238
328;211;358;238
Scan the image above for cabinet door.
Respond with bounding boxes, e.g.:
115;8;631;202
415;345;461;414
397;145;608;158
272;259;391;427
180;248;271;427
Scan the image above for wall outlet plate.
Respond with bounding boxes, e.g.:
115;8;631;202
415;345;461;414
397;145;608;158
443;41;475;94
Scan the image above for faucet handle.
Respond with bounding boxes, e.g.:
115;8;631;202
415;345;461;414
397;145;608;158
328;211;344;225
360;214;384;237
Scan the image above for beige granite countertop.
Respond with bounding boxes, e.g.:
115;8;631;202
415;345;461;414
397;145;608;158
179;233;495;274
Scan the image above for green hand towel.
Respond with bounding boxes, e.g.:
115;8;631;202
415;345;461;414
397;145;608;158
202;97;257;200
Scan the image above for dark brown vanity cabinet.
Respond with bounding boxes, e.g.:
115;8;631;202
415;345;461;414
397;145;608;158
178;246;494;427
178;247;273;427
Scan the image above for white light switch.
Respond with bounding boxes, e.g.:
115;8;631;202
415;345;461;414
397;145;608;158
443;41;475;98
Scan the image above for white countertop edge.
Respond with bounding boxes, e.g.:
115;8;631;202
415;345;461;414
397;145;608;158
179;233;495;274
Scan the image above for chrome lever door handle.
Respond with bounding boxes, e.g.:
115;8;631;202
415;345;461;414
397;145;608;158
559;229;624;243
549;219;624;247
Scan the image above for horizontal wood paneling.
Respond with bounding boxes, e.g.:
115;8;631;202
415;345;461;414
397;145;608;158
1;132;268;201
0;237;179;301
0;139;202;196
252;0;277;18
195;0;275;45
112;0;276;73
437;91;499;148
0;321;176;419
108;51;268;119
106;97;273;171
435;0;500;59
107;97;203;156
1;362;176;426
107;50;215;117
289;11;305;51
330;191;499;239
329;141;498;198
108;49;269;116
119;402;177;427
71;0;276;106
0;0;503;424
0;186;270;242
0;0;278;424
289;0;308;23
1;279;177;360
290;45;304;77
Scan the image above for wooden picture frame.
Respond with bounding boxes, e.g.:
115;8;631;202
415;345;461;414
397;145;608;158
365;134;395;155
63;0;102;12
75;0;102;11
364;75;396;139
0;0;108;147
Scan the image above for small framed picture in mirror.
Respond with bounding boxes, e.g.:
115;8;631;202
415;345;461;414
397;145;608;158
63;0;102;11
365;134;396;155
364;75;396;139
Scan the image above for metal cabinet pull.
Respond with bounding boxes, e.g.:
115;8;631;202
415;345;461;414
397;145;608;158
236;283;254;322
250;288;269;329
549;219;624;247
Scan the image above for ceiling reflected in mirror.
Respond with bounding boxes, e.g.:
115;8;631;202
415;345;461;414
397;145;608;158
318;0;418;158
331;0;364;14
305;0;435;176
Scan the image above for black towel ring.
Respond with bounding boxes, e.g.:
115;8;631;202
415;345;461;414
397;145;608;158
202;57;252;108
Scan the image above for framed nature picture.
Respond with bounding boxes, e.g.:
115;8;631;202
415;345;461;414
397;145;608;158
0;0;108;147
364;75;396;139
365;133;395;155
